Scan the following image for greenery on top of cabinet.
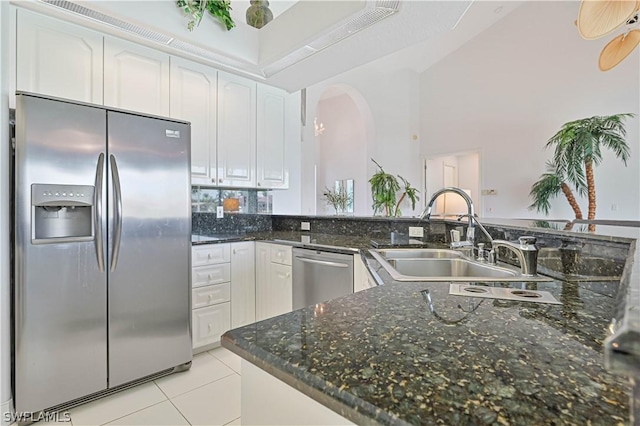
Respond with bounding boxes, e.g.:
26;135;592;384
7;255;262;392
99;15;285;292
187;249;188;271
177;0;235;31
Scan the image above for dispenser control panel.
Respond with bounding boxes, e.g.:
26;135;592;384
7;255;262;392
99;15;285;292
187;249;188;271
32;184;94;207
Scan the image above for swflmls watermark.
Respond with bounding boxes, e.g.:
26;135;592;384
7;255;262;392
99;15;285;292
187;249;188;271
4;411;71;423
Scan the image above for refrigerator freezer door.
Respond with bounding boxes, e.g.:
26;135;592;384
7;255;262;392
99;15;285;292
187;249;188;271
14;94;108;412
107;111;191;387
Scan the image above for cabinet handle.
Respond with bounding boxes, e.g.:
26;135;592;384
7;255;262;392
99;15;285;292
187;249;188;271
219;178;223;183
207;274;212;280
233;249;236;255
286;273;291;278
208;323;213;331
207;253;212;259
208;294;213;300
257;182;261;187
211;178;216;183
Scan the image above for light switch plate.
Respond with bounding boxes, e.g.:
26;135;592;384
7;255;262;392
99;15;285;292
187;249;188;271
301;221;311;231
408;226;424;237
216;206;224;219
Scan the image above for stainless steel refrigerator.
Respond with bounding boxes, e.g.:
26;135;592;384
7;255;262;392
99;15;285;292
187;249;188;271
13;92;192;414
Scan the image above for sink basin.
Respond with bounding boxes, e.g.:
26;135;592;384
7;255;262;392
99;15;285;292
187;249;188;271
369;249;553;282
375;248;463;259
388;258;517;279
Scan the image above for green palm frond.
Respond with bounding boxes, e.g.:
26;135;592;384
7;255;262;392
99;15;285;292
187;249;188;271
529;162;564;214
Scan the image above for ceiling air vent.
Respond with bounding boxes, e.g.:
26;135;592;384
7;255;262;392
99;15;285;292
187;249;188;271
260;0;401;77
40;0;174;44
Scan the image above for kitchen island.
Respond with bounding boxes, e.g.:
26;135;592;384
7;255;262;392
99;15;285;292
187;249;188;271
220;228;636;425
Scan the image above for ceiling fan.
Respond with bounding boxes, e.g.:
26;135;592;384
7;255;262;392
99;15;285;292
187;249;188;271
576;0;640;71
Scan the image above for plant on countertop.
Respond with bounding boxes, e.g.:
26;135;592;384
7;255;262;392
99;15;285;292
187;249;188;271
529;113;634;231
177;0;235;31
322;186;351;215
369;158;420;217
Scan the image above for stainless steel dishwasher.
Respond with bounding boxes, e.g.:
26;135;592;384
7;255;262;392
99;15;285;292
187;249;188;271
292;248;354;310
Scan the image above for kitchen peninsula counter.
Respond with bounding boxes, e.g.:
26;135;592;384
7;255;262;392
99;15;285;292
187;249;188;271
219;240;635;424
223;265;630;424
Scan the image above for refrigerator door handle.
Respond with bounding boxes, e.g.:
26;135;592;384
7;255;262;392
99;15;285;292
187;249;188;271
110;154;123;272
94;153;105;271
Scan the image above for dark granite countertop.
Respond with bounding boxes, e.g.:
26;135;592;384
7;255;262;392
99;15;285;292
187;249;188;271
218;229;634;425
192;231;427;253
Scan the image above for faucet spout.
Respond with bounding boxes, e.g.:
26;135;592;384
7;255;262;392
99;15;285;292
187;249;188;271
420;188;475;236
491;237;539;276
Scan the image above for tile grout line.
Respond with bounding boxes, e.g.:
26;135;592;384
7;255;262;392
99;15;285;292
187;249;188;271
223;417;241;426
158;382;192;426
96;399;168;426
165;370;239;400
207;350;242;375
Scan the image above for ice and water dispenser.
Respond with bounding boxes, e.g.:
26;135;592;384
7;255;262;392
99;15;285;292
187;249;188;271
31;184;95;243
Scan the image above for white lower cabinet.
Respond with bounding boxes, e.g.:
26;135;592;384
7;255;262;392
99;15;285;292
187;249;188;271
231;242;256;328
255;242;293;321
192;303;231;349
191;243;232;353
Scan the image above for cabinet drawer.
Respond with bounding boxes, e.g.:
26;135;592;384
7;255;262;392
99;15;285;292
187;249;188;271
192;264;231;288
192;244;231;266
192;303;230;349
270;244;292;266
192;283;231;309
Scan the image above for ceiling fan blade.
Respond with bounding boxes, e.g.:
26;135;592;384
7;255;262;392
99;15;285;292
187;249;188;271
577;0;639;39
599;29;640;71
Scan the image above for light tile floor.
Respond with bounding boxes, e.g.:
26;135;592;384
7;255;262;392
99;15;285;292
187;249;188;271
37;348;243;426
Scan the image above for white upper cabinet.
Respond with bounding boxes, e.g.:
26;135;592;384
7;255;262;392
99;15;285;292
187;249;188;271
170;57;218;185
104;37;170;116
256;85;288;189
16;9;103;104
217;71;257;187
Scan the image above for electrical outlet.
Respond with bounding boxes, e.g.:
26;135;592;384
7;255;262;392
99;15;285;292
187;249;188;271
611;203;618;212
301;221;311;231
482;189;498;196
216;206;224;219
408;226;424;237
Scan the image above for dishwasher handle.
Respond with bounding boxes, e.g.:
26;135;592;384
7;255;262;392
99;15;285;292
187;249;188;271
295;256;350;268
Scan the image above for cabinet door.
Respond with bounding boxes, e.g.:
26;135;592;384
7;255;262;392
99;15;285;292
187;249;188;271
254;242;271;322
268;264;293;318
104;37;170;116
231;242;256;328
192;303;231;349
16;9;103;104
256;85;288;189
170;57;217;185
217;71;256;187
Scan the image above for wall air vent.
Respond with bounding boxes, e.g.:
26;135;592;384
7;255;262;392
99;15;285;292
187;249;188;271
260;0;401;77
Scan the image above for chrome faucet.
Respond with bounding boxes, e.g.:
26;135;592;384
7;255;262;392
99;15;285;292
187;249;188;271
420;187;475;242
455;214;539;276
491;237;539;277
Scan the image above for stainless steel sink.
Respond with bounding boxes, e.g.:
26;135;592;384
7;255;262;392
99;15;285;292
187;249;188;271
375;248;463;259
388;258;517;279
370;249;553;282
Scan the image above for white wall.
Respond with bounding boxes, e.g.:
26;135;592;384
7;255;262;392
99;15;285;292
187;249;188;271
301;69;422;217
316;93;368;215
0;0;13;422
420;1;640;220
271;91;302;215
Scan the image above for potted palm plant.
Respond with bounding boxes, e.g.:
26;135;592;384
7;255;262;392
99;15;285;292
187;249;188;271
369;159;419;217
530;113;634;231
